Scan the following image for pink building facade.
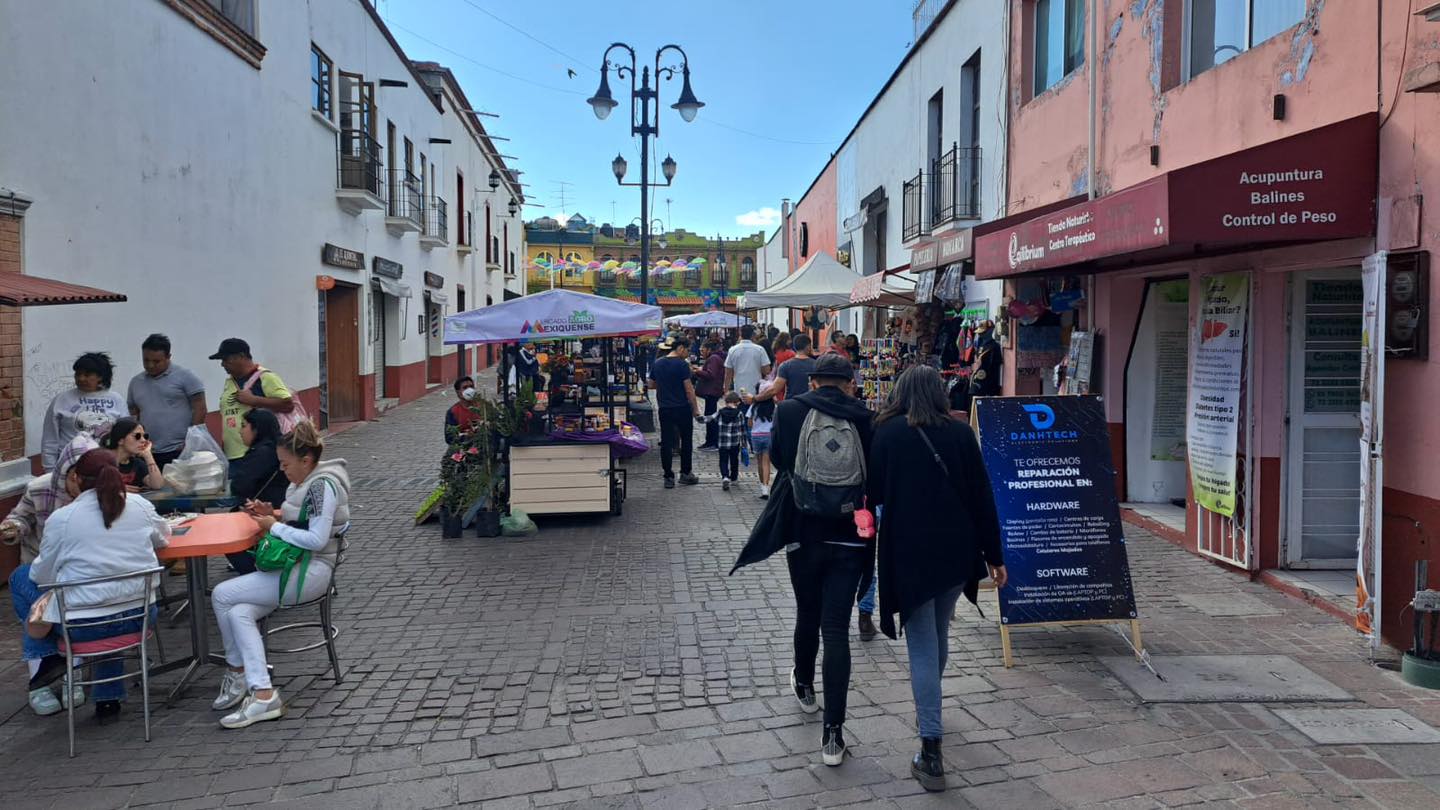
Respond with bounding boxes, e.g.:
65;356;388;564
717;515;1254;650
977;0;1440;650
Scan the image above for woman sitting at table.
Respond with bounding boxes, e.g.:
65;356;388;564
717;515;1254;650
11;449;170;721
225;409;288;574
101;418;166;491
211;421;350;729
2;435;99;573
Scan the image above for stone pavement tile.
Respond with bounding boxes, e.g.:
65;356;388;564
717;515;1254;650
1356;779;1440;809
223;786;280;805
210;764;286;795
635;783;708;809
1368;744;1440;776
283;753;355;782
761;768;824;799
809;757;894;790
474;726;573;758
355;746;421;773
959;777;1062;809
1053;722;1178;756
653;707;718;730
456;763;553;802
712;729;787;763
637;739;721;775
130;778;209;806
697;774;773;805
374;775;458;809
715;701;772;722
1180;745;1270;780
553;750;643;789
846;714;916;744
892;792;979;809
1321;756;1403;780
996;734;1068;762
570;716;656;743
813;786;879;806
530;787;591;806
61;786;138;810
420;738;475;764
1034;760;1208;805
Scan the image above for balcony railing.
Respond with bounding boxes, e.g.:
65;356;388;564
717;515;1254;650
930;145;982;226
902;170;925;242
387;169;423;225
422;196;448;244
337;128;383;198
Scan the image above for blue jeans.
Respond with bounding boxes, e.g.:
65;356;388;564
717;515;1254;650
905;586;964;739
857;574;877;614
10;564;154;701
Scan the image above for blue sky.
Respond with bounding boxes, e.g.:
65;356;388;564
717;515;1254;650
379;0;914;239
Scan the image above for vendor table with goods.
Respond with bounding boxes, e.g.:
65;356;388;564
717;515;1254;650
444;289;660;518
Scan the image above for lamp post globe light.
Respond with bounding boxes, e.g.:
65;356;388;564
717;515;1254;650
588;43;702;307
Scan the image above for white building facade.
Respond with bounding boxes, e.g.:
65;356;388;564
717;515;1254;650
836;0;1008;336
0;0;525;471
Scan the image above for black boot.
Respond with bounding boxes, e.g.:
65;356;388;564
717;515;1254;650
821;723;848;767
911;737;946;791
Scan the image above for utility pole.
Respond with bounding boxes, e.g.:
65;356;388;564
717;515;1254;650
665;197;673;231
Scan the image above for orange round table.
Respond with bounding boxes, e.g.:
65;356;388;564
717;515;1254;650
157;512;261;561
154;512;263;702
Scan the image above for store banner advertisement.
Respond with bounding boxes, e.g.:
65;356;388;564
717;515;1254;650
1357;252;1387;642
975;396;1138;625
1186;273;1250;517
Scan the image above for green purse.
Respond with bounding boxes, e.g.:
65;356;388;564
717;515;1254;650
251;493;313;602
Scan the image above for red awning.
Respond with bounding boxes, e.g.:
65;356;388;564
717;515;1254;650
974;113;1379;280
0;274;127;306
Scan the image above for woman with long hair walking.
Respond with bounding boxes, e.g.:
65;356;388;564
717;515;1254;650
868;365;1005;791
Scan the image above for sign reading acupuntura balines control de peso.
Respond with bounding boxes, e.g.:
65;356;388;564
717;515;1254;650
975;395;1138;626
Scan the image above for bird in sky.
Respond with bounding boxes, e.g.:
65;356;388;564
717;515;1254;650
567;68;577;79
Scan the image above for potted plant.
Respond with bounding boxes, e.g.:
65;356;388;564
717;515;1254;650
437;449;468;539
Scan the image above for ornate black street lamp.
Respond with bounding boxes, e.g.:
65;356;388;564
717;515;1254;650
587;44;702;307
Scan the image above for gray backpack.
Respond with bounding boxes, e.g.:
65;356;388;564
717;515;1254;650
792;407;866;516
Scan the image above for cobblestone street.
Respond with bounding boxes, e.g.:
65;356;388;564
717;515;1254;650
3;388;1440;809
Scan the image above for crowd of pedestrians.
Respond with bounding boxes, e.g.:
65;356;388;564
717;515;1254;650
5;334;349;732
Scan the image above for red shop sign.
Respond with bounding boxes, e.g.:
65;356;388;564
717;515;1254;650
975;113;1378;279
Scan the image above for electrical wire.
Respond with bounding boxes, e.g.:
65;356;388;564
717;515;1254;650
458;0;592;74
387;20;586;97
1379;0;1412;130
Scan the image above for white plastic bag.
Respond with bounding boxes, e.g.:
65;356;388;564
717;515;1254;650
163;426;228;494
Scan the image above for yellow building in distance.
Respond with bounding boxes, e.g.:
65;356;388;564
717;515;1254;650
525;214;595;292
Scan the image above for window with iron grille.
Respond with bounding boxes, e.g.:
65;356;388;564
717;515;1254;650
740;258;756;285
684;266;701;287
311;45;332;118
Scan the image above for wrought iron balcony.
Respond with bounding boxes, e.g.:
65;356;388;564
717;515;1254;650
420;196;448;248
902;170;925;242
386;169;424;234
930;145;982;227
336;129;384;213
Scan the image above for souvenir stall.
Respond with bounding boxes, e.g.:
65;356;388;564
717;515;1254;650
444;289;662;517
1006;274;1090;396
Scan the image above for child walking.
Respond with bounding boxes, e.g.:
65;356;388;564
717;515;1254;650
706;391;747;490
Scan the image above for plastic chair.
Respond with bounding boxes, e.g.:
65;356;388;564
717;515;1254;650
41;565;165;757
260;525;349;682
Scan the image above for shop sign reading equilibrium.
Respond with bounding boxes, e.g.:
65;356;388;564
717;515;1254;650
974;114;1378;279
975;395;1138;630
322;243;364;271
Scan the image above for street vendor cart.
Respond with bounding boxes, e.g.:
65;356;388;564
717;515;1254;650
444;289;661;518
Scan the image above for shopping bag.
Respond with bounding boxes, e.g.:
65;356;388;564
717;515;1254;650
164;425;228;494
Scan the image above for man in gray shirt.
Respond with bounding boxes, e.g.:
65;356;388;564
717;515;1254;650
127;333;207;469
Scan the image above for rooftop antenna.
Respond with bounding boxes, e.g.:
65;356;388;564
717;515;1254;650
665;198;673;231
553;180;574;218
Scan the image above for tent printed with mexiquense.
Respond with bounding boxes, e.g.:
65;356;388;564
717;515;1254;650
663;311;754;329
741;251;913;310
443;289;662;345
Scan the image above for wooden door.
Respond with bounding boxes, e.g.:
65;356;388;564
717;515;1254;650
326;285;362;422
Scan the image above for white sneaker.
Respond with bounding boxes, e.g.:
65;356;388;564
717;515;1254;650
759;484;770;500
212;670;247;711
219;690;284;729
29;686;62;716
60;680;85;709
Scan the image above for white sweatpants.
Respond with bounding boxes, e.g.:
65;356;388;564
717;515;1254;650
212;564;332;691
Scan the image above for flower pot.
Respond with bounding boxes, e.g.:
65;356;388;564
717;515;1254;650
474;509;502;538
440;508;464;539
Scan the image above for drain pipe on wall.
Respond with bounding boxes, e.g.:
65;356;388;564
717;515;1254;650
1088;0;1098;202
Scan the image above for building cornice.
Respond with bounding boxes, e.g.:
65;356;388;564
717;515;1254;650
0;189;33;218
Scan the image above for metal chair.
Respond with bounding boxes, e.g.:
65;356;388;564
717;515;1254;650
260;525;349;682
41;565;165;757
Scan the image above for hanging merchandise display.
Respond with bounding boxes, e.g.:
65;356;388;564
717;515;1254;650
860;338;900;410
935;264;966;303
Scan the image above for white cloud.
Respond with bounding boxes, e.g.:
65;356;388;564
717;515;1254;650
735;207;781;228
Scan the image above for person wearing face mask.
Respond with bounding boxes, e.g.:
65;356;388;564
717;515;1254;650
445;377;482;444
40;352;129;471
514;345;545;392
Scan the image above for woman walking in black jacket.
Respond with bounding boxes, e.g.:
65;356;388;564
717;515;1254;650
869;365;1006;792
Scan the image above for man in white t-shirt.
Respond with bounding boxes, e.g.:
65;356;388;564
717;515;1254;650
723;324;771;396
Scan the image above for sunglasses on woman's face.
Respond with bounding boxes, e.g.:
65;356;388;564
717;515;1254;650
131;432;149;441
